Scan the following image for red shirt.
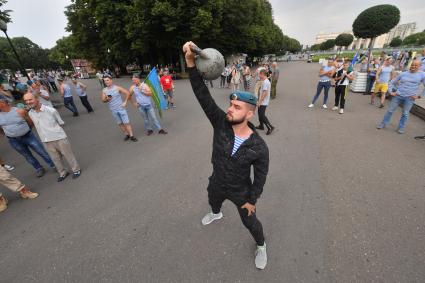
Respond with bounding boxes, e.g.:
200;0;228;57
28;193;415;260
160;75;173;90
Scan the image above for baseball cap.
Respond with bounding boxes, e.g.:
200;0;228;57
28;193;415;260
229;90;257;106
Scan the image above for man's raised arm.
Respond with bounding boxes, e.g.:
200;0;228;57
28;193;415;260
183;41;225;128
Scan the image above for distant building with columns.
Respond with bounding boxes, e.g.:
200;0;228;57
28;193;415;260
385;22;417;44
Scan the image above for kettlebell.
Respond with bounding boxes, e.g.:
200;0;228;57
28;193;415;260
190;44;225;81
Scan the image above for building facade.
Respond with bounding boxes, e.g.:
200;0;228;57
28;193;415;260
385;22;417;44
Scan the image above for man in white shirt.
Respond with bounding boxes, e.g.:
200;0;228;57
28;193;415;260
23;93;81;182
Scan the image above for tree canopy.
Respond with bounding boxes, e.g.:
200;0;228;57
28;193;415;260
0;36;54;70
310;44;321;51
389;37;402;47
352;5;400;39
64;0;300;68
0;0;12;23
320;39;335;50
335;33;354;48
402;32;425;46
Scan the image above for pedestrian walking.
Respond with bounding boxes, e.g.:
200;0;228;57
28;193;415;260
24;93;82;181
231;64;242;91
126;75;167;136
308;59;335;109
71;79;94;113
96;71;105;88
377;60;425;134
270;62;279;99
256;69;275;135
364;58;380;96
226;65;232;88
0;97;55;177
220;67;226;88
101;75;137;142
254;65;266;98
160;69;176;109
58;78;79;117
47;72;58;92
243;64;252;91
372;57;396;108
184;41;269;270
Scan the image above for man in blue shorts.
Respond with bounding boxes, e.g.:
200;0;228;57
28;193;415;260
101;75;137;142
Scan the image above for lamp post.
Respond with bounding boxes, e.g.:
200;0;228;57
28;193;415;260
107;48;111;71
0;20;31;81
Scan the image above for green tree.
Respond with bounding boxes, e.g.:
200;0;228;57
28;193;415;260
353;5;400;70
49;35;82;67
335;33;354;50
0;0;12;23
65;0;299;71
320;39;335;50
389;37;402;47
287;38;301;53
402;32;425;46
0;36;53;71
310;44;321;51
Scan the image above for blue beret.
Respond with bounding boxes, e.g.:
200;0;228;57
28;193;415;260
229;90;257;106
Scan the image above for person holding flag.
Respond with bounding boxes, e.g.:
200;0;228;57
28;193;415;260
125;74;167;136
332;61;355;114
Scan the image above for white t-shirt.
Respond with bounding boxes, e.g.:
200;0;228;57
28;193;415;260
260;79;271;106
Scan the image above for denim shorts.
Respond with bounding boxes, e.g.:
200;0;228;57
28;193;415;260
111;109;130;124
164;89;173;98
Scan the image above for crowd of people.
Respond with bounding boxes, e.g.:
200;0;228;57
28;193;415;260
1;42;424;271
0;63;182;212
308;48;425;134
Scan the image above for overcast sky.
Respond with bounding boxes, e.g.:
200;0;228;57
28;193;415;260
2;0;424;49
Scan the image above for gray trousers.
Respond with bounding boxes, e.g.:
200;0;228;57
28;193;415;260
44;138;80;176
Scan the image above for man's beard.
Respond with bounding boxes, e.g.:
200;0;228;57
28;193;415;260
226;114;245;125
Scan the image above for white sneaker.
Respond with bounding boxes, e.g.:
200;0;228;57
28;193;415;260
201;212;223;225
332;106;338;111
255;243;267;270
2;164;14;171
308;104;314;108
322;104;328;109
339;109;344;114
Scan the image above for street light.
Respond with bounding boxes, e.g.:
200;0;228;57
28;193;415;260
0;20;31;80
107;48;111;70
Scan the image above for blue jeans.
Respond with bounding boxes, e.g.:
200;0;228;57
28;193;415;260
64;97;78;114
381;95;415;130
7;131;55;170
366;75;376;94
312;81;331;105
138;104;161;131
